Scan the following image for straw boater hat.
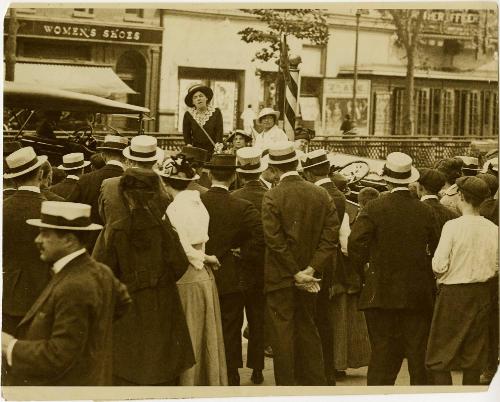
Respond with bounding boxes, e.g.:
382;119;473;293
257;108;280;122
227;130;253;143
155;156;200;181
381;152;420;184
27;201;103;231
184;83;213;108
58;153;91;171
302;149;329;170
236;147;268;174
204;153;238;170
122;135;162;162
97;135;129;152
456;155;480;175
267;141;298;165
4;146;47;179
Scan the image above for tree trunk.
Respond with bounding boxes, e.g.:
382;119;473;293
5;9;19;82
404;48;415;135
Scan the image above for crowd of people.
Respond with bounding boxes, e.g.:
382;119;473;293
1;83;498;387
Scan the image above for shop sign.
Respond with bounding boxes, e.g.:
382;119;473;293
5;18;163;45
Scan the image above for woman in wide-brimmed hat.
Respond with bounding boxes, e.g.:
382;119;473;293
253;108;288;151
182;83;224;155
156;155;228;386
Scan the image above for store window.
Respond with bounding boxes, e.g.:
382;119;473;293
468;91;480;136
391;88;405;135
442;90;455;136
429;88;441;136
414;89;429;136
299;77;322;130
21;39;91;61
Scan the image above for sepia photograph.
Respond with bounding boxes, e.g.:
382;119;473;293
1;1;499;400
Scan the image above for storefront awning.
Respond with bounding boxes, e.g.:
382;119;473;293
11;63;137;98
338;63;498;82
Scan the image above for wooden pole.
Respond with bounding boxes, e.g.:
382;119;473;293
5;8;19;82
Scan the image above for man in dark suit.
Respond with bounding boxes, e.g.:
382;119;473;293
349;152;438;386
232;147;268;385
1;201;131;386
3;141;22;199
67;135;128;225
49;152;90;199
302;149;345;385
3;147;50;335
262;142;338;386
200;153;264;386
417;168;459;250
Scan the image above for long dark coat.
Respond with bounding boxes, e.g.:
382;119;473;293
348;191;438;311
2;190;50;334
6;253;131;386
92;209;195;385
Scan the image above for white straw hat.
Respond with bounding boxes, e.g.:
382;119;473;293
4;147;47;179
381;152;420;184
58;153;91;171
236;147;268;173
122;135;162;162
27;201;103;231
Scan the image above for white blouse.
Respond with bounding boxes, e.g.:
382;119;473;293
254;125;288;151
166;190;210;270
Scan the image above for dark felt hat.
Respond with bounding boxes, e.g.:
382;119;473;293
182;145;209;163
184;84;213;108
477;173;499;195
204;153;238;170
456;176;491;201
3;141;22;157
418;168;446;194
227;130;253;143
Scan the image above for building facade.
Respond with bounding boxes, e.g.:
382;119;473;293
5;7;163;131
158;7;498;138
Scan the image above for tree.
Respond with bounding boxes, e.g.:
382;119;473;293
380;9;425;136
5;8;19;82
238;9;329;112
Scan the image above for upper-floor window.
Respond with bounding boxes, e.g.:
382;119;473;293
73;8;94;18
125;9;144;19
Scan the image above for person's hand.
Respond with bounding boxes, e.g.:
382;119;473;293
295;282;321;293
231;248;241;258
2;332;14;355
294;269;320;284
204;255;221;271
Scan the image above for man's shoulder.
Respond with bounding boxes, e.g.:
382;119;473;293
101;175;121;190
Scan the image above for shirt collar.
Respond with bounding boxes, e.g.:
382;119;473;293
259;176;272;189
66;175;80;181
280;171;300;181
3;187;16;191
391;187;410;193
211;184;229;191
314;178;331;187
421;195;439;201
52;248;86;275
107;160;124;169
18;185;41;193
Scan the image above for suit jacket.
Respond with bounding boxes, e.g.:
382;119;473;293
49;177;78;199
201;187;264;295
3;188;16;199
348;191;437;311
261;175;339;293
41;188;65;201
7;253;131;386
67;164;124;224
422;197;459;254
232;180;268;289
2;190;50;332
319;180;346;221
480;198;499;225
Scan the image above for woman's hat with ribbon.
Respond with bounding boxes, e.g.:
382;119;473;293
381;152;420;184
257;108;280;122
58;153;91;171
27;201;103;231
4;146;47;179
236;147;268;174
184;83;214;107
155;155;200;181
227;130;253;144
122;135;162;162
97;135;129;152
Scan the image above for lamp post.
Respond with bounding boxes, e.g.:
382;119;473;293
352;9;362;125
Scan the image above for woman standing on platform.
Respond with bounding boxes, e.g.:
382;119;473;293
183;83;224;155
157;155;228;386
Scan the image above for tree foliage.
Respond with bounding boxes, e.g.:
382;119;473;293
238;9;330;64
